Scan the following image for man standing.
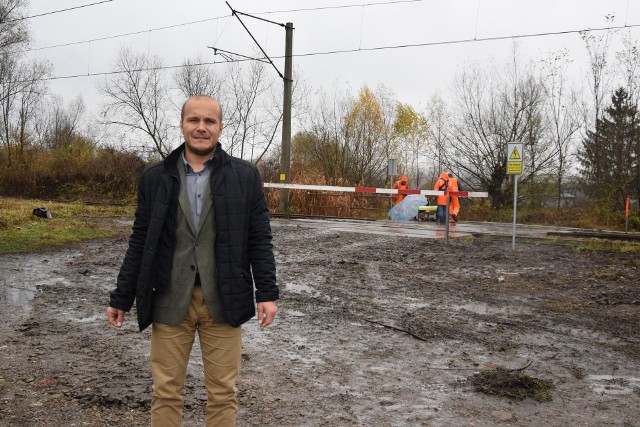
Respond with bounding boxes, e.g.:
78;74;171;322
107;95;278;426
433;171;449;224
448;173;461;223
392;175;409;205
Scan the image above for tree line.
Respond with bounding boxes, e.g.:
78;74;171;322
0;1;638;219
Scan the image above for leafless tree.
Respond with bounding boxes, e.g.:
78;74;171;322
0;55;50;164
617;33;640;106
540;50;583;210
33;95;86;149
579;15;615;189
224;61;275;160
448;46;549;208
0;0;30;52
615;34;640;206
425;92;451;181
173;56;226;100
99;47;173;158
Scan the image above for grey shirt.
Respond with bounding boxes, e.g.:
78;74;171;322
182;153;214;229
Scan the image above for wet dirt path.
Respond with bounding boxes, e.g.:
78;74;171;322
1;218;639;426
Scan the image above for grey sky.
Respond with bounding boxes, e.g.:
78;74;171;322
27;0;640;115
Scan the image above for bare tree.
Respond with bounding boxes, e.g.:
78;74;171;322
99;47;173;158
0;55;50;164
540;50;583;210
373;84;401;187
33;95;86;149
425;92;451;181
224;61;274;160
449;46;549;208
0;0;30;52
616;33;640;205
173;56;225;100
579;15;615;191
617;33;640;106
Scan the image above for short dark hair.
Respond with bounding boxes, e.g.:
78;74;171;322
180;95;223;122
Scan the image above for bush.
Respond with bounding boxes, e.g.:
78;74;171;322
0;142;145;203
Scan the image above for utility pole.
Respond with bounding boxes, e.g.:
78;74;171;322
279;22;293;214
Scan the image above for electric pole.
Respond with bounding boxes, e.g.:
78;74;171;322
279;22;293;214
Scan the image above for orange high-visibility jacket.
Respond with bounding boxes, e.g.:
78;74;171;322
449;176;460;216
393;175;409;205
434;172;449;206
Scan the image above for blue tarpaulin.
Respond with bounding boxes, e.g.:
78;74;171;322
387;194;428;221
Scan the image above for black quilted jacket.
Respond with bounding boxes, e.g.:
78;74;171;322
110;143;278;331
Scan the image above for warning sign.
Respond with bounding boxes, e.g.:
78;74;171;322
508;162;522;174
506;142;523;175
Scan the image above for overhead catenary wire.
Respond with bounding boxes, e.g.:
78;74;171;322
248;0;428;15
21;1;638;58
12;21;640;85
6;0;115;23
225;1;285;80
20;0;425;55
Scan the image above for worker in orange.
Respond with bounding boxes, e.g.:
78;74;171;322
393;175;409;205
448;172;461;223
433;171;449;223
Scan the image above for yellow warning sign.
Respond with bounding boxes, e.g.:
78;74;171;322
507;142;523;175
508;162;522;174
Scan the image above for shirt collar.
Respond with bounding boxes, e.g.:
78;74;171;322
182;151;215;174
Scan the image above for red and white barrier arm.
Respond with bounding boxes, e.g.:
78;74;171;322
262;183;488;198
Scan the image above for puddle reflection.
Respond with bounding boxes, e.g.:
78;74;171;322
0;285;35;314
449;302;532;316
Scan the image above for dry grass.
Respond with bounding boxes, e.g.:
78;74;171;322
0;197;134;254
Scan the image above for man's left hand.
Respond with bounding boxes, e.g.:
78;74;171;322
257;301;277;328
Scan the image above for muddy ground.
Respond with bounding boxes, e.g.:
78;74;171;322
1;217;639;426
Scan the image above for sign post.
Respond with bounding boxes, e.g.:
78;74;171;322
388;159;397;208
507;142;523;250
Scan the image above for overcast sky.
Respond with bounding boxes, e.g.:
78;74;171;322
26;0;640;117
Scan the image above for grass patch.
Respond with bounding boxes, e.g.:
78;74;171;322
0;197;135;254
570;239;640;254
469;370;554;402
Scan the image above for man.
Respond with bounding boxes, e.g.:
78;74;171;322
107;95;278;426
433;171;449;224
392;175;409;205
448;172;461;223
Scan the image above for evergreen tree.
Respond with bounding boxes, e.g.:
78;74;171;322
579;87;640;209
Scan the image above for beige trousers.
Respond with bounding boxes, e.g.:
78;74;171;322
150;286;242;427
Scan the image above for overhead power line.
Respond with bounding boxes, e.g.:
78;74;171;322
293;22;640;58
7;0;115;23
25;16;224;53
23;0;425;54
249;0;427;14
25;21;640;85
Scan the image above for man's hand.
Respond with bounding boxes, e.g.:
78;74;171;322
257;301;277;328
106;307;126;328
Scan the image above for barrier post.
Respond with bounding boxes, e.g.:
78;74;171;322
445;193;451;244
625;197;630;233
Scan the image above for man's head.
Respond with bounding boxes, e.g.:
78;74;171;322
180;95;223;158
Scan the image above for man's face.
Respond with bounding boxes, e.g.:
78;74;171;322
180;97;223;157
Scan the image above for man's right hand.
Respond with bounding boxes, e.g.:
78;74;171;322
106;307;125;328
